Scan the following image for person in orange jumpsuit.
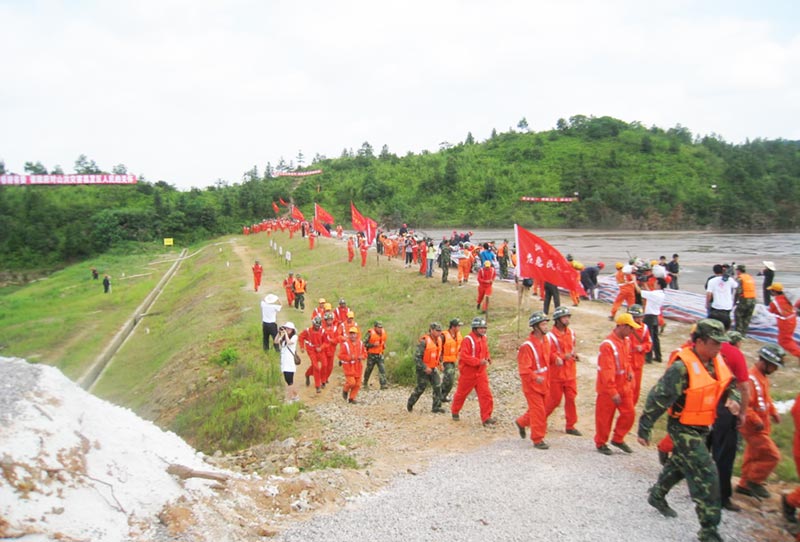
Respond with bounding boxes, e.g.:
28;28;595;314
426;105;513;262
252;260;263;292
282;271;295;306
311;298;327;321
626;304;652;405
781;392;800;529
440;318;463;401
336;311;361;341
476;261;496;312
458;243;474;286
610;262;638;318
565;254;582;306
418;239;428;275
320;312;338;388
336;224;343;239
333;299;349;325
545;306;582;436
346;235;355;262
594;312;639;455
339;327;367;403
451;316;495;425
308;228;316;250
736;344;786;499
515;311;552;449
298;317;326;393
767;283;800;359
359;238;368;267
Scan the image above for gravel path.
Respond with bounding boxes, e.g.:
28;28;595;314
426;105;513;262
276;435;759;542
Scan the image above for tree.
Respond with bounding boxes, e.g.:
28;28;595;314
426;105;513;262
74;154;101;174
357;142;374;159
640;135;653;153
24;161;48;174
465;132;475;145
296;150;305;167
0;160;5;174
112;164;128;174
556;118;568;132
490;128;498;139
379;145;394;161
51;164;64;175
517;117;529;132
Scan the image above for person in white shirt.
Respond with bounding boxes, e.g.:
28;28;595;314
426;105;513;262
641;282;666;362
705;264;738;330
275;322;299;403
261;294;282;351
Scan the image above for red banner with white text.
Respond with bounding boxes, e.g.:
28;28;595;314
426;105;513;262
514;224;585;295
0;174;137;185
350;202;377;246
314;203;335;224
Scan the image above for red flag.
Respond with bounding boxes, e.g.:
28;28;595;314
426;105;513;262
514;224;585;295
350;202;377;245
291;205;305;221
279;197;288;206
314;203;335;224
313;217;332;237
272;201;280;214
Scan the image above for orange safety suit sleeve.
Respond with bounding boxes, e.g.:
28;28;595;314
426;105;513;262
596;342;620;396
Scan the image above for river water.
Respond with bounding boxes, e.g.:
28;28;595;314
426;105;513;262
421;229;799;298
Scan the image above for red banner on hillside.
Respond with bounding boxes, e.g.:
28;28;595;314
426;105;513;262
313;218;332;237
314;203;335;224
291;205;305;221
272;201;280;214
275;169;323;177
520;196;578;202
350;202;377;246
0;174;137;185
514;224;585;295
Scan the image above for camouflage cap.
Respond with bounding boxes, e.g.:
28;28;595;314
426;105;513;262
726;330;744;344
430;322;443;331
758;344;785;367
694;319;729;343
449;318;463;327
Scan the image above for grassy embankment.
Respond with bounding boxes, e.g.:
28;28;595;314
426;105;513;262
2;230;798;483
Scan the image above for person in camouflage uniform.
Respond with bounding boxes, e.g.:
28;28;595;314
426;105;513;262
407;322;445;413
637;319;737;542
363;321;388;390
440;240;452;283
498;240;510;279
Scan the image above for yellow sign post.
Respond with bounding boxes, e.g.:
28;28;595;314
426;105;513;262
163;238;174;247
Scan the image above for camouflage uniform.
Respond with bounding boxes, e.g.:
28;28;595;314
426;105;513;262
498;245;510;279
734;298;755;335
440;362;457;399
440;243;452;283
406;336;443;412
638;355;734;542
363;353;387;389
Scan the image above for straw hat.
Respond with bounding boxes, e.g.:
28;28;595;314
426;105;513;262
763;261;776;271
263;294;279;303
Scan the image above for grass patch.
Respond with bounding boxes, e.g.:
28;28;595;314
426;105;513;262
300;439;359;471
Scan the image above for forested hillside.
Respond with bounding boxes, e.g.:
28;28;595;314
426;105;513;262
1;115;798;271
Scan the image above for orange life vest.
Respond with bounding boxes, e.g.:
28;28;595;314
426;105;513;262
421;335;441;369
669;346;732;426
739;273;756;299
293;278;306;293
442;329;462;362
366;328;386;355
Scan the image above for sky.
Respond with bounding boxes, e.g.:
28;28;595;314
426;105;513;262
1;0;798;190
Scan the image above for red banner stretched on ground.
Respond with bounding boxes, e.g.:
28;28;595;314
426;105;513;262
0;174;137;185
520;196;579;202
514;224;585;295
279;198;288;206
291;205;305;221
350;202;377;246
272;202;280;214
314;203;335;224
313;218;332;237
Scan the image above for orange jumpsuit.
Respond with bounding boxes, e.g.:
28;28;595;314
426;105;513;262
545;326;579;431
418;241;428;275
320;319;339;386
594;332;635;448
339;337;366;401
299;325;326;390
252;263;263;291
738;366;781;487
786;393;800;511
516;333;551;444
282;275;295;306
476;266;496;310
359;240;368;267
451;332;494;423
458;252;473;284
769;294;800;357
347;237;355;262
629;324;653;405
610;269;636;317
308;230;316;250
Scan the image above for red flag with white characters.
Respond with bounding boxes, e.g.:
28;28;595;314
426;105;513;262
272;202;280;214
291;205;305;221
313;218;332;237
514;224;585;295
350;202;377;246
314;203;335;224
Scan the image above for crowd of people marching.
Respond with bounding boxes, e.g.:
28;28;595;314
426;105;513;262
246;217;800;542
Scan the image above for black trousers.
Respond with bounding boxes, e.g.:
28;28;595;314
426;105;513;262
708;403;738;504
262;322;278;351
644;314;661;362
543;283;560;315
